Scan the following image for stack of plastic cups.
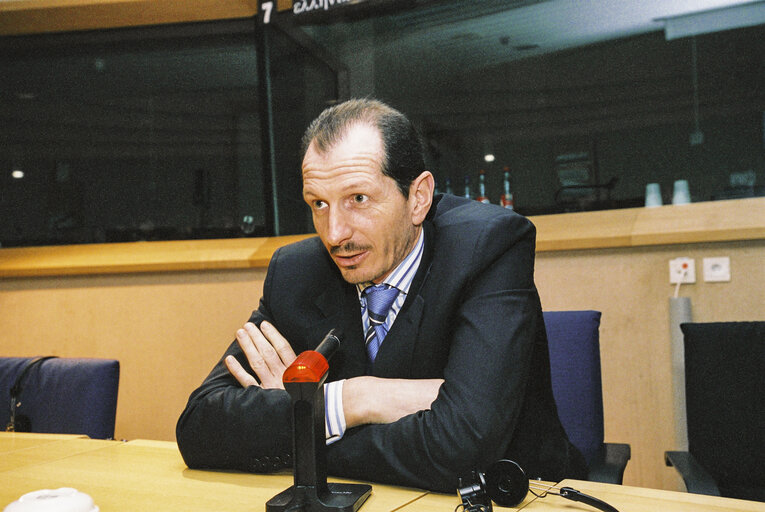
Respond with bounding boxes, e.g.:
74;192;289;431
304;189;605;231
645;183;662;207
672;179;691;205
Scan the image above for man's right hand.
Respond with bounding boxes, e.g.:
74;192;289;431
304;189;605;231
225;321;443;428
225;321;297;389
342;376;444;428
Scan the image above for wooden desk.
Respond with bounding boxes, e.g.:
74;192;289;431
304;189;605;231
536;479;765;512
393;482;542;511
402;478;765;512
0;434;427;512
0;432;87;455
3;435;764;512
0;433;111;473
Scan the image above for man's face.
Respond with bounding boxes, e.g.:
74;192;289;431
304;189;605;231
302;123;420;285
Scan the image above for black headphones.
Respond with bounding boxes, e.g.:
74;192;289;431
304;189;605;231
457;460;619;512
6;356;58;432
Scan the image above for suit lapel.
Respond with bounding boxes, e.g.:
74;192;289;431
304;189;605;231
371;294;425;377
312;221;437;379
371;222;435;378
313;279;367;380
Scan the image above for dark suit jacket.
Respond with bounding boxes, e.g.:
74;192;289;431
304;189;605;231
177;194;586;492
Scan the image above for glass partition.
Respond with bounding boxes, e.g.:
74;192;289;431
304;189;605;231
2;1;763;246
283;1;764;216
1;20;269;246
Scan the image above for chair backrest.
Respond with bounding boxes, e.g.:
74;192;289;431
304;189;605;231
680;322;765;500
543;310;604;465
0;356;120;439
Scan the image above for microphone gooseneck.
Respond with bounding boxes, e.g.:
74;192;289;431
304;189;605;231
315;328;341;360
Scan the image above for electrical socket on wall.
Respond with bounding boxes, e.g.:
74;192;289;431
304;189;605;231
669;257;696;284
703;257;731;282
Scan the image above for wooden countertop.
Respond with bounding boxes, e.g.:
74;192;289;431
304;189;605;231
0;433;428;512
0;0;258;36
4;434;760;512
1;197;763;278
532;196;765;251
0;235;313;277
403;478;765;512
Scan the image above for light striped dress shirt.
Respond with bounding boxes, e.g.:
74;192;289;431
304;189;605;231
324;229;425;443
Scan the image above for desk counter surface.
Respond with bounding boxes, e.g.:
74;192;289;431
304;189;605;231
404;478;765;512
3;433;763;512
526;479;765;512
0;433;425;512
1;197;763;277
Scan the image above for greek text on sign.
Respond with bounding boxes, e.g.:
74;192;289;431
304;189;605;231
293;0;354;15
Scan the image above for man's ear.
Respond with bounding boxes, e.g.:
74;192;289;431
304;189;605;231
409;171;434;225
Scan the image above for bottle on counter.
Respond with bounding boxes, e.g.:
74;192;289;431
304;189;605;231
445;177;453;195
500;166;514;210
476;169;490;204
463;176;472;199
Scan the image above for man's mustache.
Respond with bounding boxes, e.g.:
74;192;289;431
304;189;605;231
330;242;372;256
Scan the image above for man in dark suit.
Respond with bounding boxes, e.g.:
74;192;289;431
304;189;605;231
177;99;586;492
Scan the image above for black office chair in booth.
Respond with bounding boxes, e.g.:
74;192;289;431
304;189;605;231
543;310;631;484
1;356;120;439
665;321;765;502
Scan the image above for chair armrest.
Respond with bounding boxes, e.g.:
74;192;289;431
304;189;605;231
588;443;631;484
664;451;721;496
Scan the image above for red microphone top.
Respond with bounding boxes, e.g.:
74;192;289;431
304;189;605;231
283;351;329;383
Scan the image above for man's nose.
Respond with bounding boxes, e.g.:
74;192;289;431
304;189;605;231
325;206;353;247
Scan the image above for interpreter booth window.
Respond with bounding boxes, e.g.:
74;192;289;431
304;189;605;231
269;0;764;218
3;3;764;246
0;20;269;247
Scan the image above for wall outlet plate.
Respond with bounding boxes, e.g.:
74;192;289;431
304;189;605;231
669;257;696;284
703;257;731;282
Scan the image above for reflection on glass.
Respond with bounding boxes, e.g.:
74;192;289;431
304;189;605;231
292;1;764;215
240;215;257;235
1;3;763;248
0;20;266;247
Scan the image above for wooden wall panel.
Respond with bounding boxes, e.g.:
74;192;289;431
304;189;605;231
535;240;765;491
1;227;763;492
0;269;265;442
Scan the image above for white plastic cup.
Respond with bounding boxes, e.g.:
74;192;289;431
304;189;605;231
645;183;662;208
3;488;99;512
672;179;691;205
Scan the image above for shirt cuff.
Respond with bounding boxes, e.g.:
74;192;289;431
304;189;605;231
324;379;347;445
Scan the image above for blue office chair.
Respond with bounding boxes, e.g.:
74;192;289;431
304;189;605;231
1;356;120;439
544;310;631;484
665;321;765;502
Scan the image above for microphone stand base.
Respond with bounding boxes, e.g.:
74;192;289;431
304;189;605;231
266;482;372;512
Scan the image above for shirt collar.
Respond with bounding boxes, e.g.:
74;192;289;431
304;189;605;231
356;228;425;296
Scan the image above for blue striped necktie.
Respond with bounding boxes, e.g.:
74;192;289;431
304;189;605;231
363;284;399;362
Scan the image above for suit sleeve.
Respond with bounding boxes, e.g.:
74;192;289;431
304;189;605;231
326;214;543;492
175;248;294;473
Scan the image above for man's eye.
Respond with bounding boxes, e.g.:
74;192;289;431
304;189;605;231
313;200;327;209
353;194;367;203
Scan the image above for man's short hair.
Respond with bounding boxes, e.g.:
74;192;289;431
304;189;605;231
301;98;426;198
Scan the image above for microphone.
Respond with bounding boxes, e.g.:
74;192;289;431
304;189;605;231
315;328;341;360
282;328;341;385
267;328;371;512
